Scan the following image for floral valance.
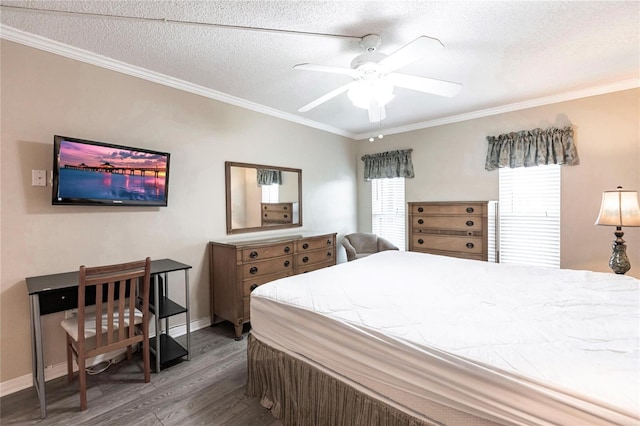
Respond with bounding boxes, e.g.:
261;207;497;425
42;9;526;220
361;149;415;181
485;126;579;171
257;169;282;186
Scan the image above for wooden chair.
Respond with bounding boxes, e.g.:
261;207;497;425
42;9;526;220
60;258;151;410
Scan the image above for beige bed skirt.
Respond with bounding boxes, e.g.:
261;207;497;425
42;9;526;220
246;333;437;426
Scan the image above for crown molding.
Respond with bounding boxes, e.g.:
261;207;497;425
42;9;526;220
0;25;356;139
357;78;640;140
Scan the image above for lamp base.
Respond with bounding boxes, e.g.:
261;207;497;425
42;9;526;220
609;229;631;275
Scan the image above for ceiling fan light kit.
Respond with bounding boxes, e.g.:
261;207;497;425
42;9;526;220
294;34;462;125
347;79;395;109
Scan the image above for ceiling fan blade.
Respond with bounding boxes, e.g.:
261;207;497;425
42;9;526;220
378;36;444;72
293;63;361;78
368;100;386;123
298;83;352;112
386;73;462;98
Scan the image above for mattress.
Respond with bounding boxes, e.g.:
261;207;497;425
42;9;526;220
250;250;640;425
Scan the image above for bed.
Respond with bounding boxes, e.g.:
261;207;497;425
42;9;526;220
247;250;639;425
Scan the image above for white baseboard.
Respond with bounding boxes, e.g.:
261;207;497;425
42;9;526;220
0;316;211;398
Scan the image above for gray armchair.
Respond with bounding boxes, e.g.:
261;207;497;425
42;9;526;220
342;233;399;262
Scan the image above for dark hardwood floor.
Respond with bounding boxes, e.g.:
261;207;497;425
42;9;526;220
0;324;282;426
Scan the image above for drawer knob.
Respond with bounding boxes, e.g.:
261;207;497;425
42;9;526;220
283;214;288;218
302;256;309;263
249;266;258;275
249;251;258;258
418;239;424;245
302;243;309;249
466;242;474;249
326;239;332;245
250;284;258;292
284;246;291;253
466;220;474;227
284;260;290;267
418;219;424;225
418;207;424;213
283;206;288;210
327;251;332;257
263;213;268;218
466;207;474;213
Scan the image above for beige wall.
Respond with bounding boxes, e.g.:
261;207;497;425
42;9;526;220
357;88;640;277
0;41;358;384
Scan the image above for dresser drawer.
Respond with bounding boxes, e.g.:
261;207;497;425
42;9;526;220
242;270;291;317
411;203;484;216
241;242;293;262
262;211;293;223
242;271;291;297
241;256;293;279
295;247;335;267
296;260;334;274
411;234;483;254
413;248;484;261
296;235;335;252
262;202;292;212
412;215;483;232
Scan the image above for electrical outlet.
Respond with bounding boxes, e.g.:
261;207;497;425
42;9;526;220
32;170;46;186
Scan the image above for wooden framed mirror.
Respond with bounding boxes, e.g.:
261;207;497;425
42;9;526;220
225;161;302;234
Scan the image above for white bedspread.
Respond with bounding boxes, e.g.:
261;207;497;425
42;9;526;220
251;251;640;425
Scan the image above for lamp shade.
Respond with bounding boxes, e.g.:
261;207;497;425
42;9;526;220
595;187;640;227
347;79;395;109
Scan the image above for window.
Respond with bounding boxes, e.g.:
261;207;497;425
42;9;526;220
261;184;279;203
371;177;405;250
498;164;560;268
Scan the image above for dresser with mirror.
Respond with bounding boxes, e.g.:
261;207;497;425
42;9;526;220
211;161;335;338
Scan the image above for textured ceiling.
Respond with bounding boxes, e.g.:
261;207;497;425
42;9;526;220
1;1;638;139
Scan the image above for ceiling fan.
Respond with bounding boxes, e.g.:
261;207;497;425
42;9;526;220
294;34;462;123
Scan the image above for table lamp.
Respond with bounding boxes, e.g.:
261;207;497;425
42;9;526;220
595;186;640;274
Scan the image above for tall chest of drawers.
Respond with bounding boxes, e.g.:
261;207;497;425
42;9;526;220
408;202;490;261
209;233;336;339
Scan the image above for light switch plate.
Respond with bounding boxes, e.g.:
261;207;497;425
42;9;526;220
32;170;47;186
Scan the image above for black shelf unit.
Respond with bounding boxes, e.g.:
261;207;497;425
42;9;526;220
149;261;191;372
152;296;187;319
150;334;189;366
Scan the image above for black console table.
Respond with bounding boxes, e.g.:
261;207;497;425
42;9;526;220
26;258;192;418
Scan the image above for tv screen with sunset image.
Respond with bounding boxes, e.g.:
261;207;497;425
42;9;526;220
52;135;170;206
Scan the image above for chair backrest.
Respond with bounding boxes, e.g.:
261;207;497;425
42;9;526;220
342;233;399;261
344;233;379;253
77;258;151;357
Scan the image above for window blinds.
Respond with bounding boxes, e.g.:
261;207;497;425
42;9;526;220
499;165;560;268
371;177;406;250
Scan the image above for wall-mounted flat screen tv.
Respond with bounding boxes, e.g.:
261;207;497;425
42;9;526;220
52;135;170;206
